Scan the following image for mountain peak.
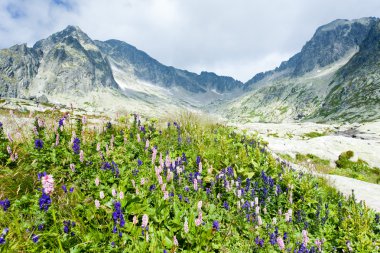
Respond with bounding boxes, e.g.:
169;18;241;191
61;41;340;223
316;17;378;33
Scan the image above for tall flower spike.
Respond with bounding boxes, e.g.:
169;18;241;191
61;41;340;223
142;214;149;228
184;220;189;233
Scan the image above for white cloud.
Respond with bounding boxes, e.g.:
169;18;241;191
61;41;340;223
0;0;379;81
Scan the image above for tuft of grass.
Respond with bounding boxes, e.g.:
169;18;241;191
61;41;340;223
333;151;380;184
302;131;328;139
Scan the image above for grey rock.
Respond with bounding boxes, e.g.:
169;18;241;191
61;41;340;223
36;94;49;103
95;39;243;93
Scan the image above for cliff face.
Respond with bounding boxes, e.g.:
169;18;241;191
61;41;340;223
0;44;41;98
314;19;380;122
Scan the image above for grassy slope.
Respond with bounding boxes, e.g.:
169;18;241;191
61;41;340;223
0;112;379;252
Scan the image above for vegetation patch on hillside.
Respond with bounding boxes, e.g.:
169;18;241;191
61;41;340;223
0;112;379;252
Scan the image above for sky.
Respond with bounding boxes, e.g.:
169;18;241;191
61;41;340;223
0;0;379;82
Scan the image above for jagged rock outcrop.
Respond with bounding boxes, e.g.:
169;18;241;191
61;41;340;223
315;19;380;122
0;44;41;98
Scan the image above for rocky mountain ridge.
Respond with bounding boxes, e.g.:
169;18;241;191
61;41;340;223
220;17;380;123
0;18;380;122
0;26;242;108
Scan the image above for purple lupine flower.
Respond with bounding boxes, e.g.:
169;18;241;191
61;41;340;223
69;187;74;193
39;193;51;211
196;156;201;165
223;201;230;210
137;159;143;166
226;166;233;177
61;185;67;193
34;139;44;149
255;236;264;247
32;234;39;243
72;138;80;154
269;233;276;245
0;199;10;211
149;184;156;191
0;237;5;245
212;220;220;231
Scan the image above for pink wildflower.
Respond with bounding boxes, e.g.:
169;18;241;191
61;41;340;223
302;230;309;246
82;115;87;125
70;163;75;172
133;215;138;225
173;235;178;246
7;133;13;143
257;215;263;226
193;178;198;191
119;191;124;200
195;212;203;226
255;205;260;215
163;191;169;200
142;214;149;228
41;174;54;195
95;200;100;209
277;236;285;250
315;239;323;252
112;189;117;197
55;133;59;146
95;177;100;186
33;127;38;136
197;200;202;211
100;191;105;199
79;150;84;162
184;220;189;233
152;147;157;164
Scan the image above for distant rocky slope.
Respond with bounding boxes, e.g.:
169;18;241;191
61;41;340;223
0;18;379;122
314;20;380;122
217;17;380;123
0;26;242;110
